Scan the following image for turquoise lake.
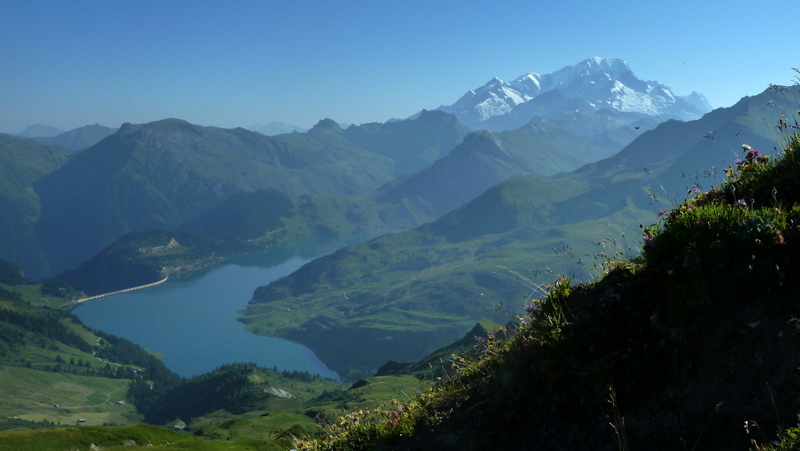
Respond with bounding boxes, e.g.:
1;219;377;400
72;241;345;379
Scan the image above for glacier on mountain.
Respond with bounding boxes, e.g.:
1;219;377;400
436;57;712;131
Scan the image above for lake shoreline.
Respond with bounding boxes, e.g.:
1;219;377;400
71;252;341;380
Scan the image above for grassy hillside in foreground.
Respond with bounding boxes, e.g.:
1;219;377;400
0;424;235;451
241;87;800;380
299;131;800;450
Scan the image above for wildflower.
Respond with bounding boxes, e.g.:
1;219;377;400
667;269;674;276
523;302;541;316
737;199;746;206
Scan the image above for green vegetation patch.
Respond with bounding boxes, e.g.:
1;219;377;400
0;424;199;451
0;366;136;425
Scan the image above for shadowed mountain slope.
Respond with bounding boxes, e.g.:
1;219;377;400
0;135;71;278
33;118;396;275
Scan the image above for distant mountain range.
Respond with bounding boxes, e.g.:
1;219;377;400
374;110;658;219
0;58;716;287
14;124;66;138
0;112;469;279
27;124;118;150
249;121;308;136
32;118;398;276
435;57;713;131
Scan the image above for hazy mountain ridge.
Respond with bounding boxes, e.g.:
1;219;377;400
14;124;65;138
437;57;712;131
342;109;471;176
373;110;655;221
32;118;398;277
249;121;308;136
27;123;118;150
0;113;470;280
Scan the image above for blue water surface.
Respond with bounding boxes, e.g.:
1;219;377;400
73;242;343;379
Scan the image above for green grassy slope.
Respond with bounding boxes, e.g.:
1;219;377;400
0;424;236;451
0;276;183;425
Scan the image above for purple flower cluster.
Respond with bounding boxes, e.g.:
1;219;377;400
523;302;541;317
735;145;768;170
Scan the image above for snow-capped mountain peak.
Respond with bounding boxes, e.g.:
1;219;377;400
436;57;711;131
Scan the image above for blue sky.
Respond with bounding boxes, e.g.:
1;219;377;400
1;0;797;133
